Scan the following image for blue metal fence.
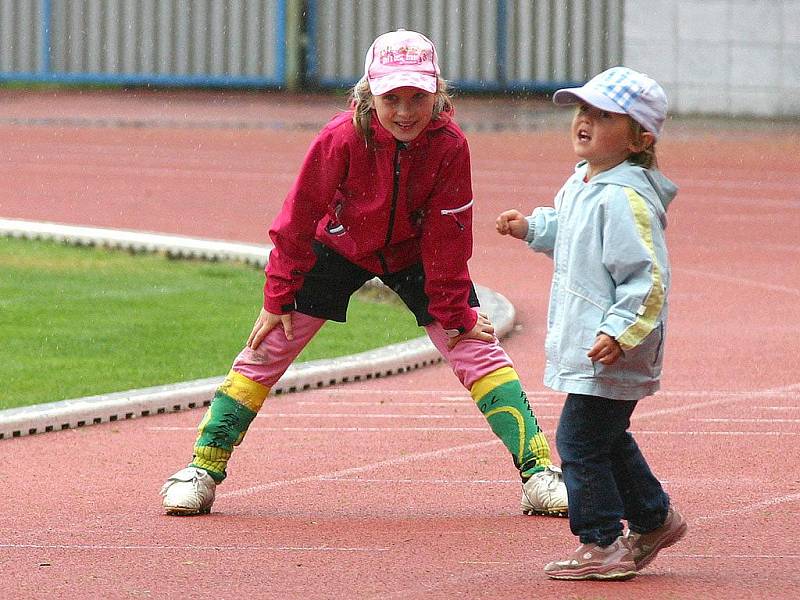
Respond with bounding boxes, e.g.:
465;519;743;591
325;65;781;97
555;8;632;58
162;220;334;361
0;0;622;92
307;0;623;93
0;0;287;88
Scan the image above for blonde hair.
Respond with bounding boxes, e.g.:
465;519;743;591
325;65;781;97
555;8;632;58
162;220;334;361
349;76;454;147
628;118;658;169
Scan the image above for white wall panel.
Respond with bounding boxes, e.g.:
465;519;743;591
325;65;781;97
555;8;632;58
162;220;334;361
625;0;798;117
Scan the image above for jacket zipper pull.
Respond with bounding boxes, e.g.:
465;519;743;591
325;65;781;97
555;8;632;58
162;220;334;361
450;214;465;230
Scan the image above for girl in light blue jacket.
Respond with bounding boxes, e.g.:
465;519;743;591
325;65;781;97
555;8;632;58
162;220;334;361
497;67;686;581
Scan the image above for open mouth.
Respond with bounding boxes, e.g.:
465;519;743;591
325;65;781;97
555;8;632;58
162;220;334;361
577;129;591;142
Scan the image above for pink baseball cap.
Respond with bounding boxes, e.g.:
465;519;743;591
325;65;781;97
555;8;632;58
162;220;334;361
364;29;440;96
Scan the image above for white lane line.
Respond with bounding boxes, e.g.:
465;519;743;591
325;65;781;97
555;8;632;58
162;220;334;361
1;160;275;182
219;440;500;500
295;401;563;408
691;418;800;423
636;176;799;194
148;426;498;432
664;478;766;486
692;493;800;524
636;384;800;420
0;543;388;553
317;478;518;484
297;401;473;407
303;389;477;396
654;387;800;398
672;385;800;399
668;554;800;560
675;267;800;296
149;425;800;435
254;413;486;419
293;386;799;399
636;430;798;436
296;388;559;398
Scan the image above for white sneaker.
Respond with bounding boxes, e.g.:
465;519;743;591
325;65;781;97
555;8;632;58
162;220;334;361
160;467;216;516
521;465;568;517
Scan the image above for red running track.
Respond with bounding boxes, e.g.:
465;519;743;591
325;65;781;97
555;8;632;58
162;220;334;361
1;89;798;599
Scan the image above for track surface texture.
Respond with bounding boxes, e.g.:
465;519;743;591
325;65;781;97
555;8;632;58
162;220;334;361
1;89;798;599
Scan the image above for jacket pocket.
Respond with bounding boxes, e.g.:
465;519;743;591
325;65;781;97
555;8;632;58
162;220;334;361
557;288;606;372
595;322;664;383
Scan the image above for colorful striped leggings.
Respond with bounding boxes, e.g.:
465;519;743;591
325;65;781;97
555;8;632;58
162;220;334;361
189;312;552;483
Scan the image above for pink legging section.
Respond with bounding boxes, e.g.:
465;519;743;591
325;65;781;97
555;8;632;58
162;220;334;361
230;314;513;393
424;323;513;390
231;312;327;388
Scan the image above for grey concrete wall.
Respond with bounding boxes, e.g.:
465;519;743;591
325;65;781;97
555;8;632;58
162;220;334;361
624;0;800;118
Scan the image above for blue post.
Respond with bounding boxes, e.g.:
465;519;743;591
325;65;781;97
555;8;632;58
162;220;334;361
496;0;507;86
305;0;318;85
275;0;287;86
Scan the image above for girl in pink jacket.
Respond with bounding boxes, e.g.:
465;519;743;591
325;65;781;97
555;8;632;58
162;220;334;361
160;30;567;518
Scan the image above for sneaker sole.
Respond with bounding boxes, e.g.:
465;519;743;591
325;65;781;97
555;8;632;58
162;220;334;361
546;566;637;581
164;505;212;516
522;506;568;518
634;520;688;570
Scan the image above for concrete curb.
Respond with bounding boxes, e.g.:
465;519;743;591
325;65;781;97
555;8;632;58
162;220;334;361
0;218;515;439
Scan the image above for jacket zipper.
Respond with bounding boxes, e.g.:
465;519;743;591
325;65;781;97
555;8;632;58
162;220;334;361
377;141;405;274
384;141;404;248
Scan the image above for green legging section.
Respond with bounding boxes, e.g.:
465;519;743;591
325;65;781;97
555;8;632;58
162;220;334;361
190;391;257;483
474;376;552;481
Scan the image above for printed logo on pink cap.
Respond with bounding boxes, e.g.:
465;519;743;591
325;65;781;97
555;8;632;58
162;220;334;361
365;30;440;96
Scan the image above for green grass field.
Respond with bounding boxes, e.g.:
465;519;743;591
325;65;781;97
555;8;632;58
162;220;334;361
0;237;422;410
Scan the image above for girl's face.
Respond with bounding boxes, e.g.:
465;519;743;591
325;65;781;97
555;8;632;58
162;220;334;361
571;103;645;178
373;86;436;142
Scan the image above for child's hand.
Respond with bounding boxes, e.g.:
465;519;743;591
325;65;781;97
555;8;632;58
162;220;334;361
587;333;622;365
247;308;294;350
447;312;495;349
495;210;529;240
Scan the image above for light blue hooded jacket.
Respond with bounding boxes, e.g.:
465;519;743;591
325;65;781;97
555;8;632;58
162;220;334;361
525;160;678;401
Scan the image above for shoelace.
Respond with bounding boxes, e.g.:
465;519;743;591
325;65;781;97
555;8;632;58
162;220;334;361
543;471;560;490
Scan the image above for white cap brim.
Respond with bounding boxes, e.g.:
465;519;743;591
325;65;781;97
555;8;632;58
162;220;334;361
369;72;437;96
552;87;626;114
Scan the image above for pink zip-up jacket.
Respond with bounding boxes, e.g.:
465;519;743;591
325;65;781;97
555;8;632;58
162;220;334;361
265;108;478;335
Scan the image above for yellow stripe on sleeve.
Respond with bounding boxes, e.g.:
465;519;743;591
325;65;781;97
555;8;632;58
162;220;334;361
617;187;665;350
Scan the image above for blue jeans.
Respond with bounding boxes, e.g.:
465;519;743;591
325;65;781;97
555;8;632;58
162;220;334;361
556;393;670;546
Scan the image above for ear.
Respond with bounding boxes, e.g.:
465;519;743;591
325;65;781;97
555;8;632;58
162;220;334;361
629;130;655;153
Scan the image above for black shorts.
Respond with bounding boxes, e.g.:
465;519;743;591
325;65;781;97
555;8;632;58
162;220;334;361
293;242;479;326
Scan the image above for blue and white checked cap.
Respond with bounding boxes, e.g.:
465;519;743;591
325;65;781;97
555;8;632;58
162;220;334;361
553;66;668;137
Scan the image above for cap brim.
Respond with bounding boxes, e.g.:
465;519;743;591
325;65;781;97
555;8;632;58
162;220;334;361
369;72;437;96
552;88;626;114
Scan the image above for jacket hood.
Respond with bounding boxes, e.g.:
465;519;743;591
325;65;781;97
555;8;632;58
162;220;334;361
577;160;678;224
